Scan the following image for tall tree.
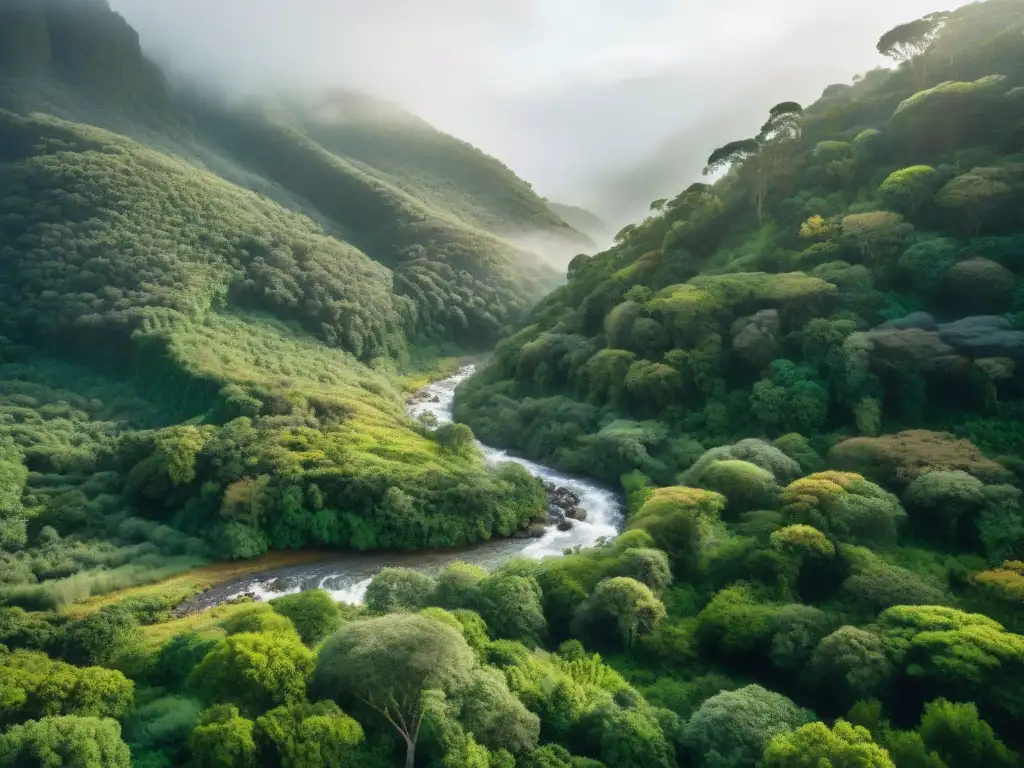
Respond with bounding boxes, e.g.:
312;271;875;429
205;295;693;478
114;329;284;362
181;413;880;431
313;614;475;768
877;13;949;88
703;102;804;225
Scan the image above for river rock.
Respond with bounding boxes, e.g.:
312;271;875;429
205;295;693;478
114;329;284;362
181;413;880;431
527;523;547;538
937;316;1024;360
731;309;781;367
557;519;574;532
565;506;588;522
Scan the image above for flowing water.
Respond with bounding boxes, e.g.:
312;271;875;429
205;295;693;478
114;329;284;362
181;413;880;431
185;365;622;609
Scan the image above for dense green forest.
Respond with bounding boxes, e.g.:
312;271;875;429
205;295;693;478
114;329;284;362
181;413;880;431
4;0;1024;766
0;0;568;608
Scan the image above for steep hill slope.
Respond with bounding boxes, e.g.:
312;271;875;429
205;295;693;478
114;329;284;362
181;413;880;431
458;0;1024;489
0;0;588;276
0;111;547;593
0;0;566;600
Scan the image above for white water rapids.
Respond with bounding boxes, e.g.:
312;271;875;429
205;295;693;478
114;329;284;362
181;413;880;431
222;364;622;605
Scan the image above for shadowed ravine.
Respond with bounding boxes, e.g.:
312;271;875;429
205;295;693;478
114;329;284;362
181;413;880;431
176;365;623;611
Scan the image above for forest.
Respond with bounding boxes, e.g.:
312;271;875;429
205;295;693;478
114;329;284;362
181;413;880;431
2;0;1024;766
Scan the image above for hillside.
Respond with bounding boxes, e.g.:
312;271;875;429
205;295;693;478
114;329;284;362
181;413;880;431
458;0;1024;487
0;0;572;604
4;2;1024;768
547;200;612;244
0;0;589;273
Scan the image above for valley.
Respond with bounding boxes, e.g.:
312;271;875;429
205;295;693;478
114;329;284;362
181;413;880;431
1;1;1024;767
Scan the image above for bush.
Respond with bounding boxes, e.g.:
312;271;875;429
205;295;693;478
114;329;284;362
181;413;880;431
364;568;436;615
626;486;725;574
828;431;1011;488
781;472;906;547
219;605;299;638
269;589;341;645
762;719;895;768
807;626;891;705
432;562;487;611
902;470;986;545
841;561;949;614
188;705;257;768
697;460;780;518
187;633;315;715
683;684;813;768
609;548;673;594
572;577;666;650
475;573;547;646
0;715;132;768
695;585;778;659
151;631;219;690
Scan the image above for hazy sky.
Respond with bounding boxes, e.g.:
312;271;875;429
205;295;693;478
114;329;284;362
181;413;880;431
109;0;957;214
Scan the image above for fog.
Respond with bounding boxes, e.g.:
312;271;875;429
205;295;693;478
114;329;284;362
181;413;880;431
109;0;958;225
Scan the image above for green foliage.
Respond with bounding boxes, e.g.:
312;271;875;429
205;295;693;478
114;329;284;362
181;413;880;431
254;701;364;768
0;715;132;768
683;684;813;768
219;605;299;638
572;577;667;650
626;486;725;574
188;705;257;768
365;568;437;615
187;632;315;715
122;695;201;766
0;648;134;726
762;719;895;768
695;585;778;659
454;667;540;755
313;613;475;765
878;166;940;216
268;590;341;646
151;631;219;690
917;698;1018;768
840;558;948;613
60;607;142;667
609;548;673;594
781;472;906;547
697;461;780;518
769;604;836;672
807;626;892;705
902;471;986;544
432;562;488;610
475;572;547;646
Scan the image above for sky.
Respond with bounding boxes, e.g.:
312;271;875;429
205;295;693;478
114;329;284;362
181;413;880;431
109;0;958;221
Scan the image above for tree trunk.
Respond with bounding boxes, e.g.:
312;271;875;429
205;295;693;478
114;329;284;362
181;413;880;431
405;737;416;768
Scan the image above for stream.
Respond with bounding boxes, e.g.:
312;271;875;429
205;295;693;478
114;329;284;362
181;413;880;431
182;365;622;609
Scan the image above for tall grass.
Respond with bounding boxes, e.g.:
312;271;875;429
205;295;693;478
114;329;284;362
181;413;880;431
0;555;204;611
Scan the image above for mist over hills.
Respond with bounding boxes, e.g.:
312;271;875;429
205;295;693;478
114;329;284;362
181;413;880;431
0;0;589;577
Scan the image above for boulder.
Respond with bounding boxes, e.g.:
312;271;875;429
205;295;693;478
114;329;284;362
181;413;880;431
565;506;588;522
865;329;961;371
851;328;970;376
975;357;1016;380
731;309;782;368
938;316;1024;360
528;523;547;538
557;519;574;532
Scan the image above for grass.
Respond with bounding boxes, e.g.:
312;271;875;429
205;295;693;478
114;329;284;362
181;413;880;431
67;550;333;618
139;602;262;647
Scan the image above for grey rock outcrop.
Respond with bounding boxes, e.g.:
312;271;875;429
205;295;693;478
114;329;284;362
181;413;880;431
731;309;782;367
